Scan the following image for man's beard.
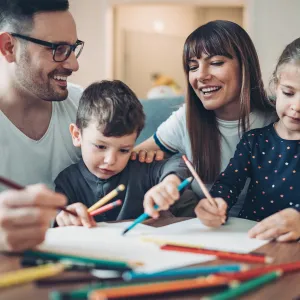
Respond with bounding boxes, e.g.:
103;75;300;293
15;51;69;102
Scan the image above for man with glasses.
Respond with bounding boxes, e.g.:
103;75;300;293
0;0;84;251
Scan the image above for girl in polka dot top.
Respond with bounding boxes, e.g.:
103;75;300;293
195;37;300;242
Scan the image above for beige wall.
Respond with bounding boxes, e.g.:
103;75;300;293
69;0;300;91
69;0;112;88
244;0;300;87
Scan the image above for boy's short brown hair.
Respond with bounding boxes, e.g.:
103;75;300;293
76;80;145;137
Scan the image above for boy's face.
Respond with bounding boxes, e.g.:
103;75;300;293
70;121;137;179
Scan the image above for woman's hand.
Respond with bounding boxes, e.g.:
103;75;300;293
130;149;164;163
248;208;300;242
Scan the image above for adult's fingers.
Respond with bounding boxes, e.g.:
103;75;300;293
0;206;58;228
154;150;164;161
0;225;49;252
1;184;67;208
130;151;137;160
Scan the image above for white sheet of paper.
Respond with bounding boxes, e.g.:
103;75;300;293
39;221;213;273
142;217;269;253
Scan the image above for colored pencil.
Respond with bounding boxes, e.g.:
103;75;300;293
0;263;67;288
88;276;230;300
122;264;246;281
182;155;217;207
202;270;282;300
87;185;125;213
24;250;142;271
0;175;77;217
160;244;273;264
214;261;300;281
122;177;193;235
89;200;122;217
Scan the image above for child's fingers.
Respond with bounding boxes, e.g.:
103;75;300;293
195;204;223;227
164;183;180;202
68;203;93;228
214;198;228;215
144;193;160;219
201;198;224;216
56;212;72;227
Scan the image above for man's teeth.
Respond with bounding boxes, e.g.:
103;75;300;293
201;87;220;94
54;75;68;81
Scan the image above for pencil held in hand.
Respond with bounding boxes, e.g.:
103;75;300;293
0;176;77;217
88;184;125;213
182;155;217;207
89;200;122;217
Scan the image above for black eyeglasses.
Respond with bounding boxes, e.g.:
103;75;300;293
10;33;84;62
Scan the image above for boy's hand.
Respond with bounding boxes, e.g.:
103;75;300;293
195;198;227;227
248;208;300;242
143;174;181;219
56;203;97;228
130;149;164;163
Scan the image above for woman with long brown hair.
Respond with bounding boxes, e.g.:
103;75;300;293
135;20;276;216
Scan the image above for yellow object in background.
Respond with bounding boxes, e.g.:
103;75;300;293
0;263;66;288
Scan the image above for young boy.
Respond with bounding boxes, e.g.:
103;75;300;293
55;80;197;227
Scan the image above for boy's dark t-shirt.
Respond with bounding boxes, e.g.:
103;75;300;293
55;155;196;222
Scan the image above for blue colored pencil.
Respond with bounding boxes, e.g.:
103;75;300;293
123;264;246;281
122;177;193;235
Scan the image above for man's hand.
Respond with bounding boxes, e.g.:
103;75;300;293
0;184;66;252
248;208;300;242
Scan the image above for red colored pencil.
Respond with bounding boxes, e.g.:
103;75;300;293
161;244;273;264
214;261;300;281
89;200;122;217
0;176;77;217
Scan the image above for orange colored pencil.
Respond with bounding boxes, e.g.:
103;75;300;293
88;276;230;300
214;261;300;281
0;176;77;217
161;244;273;264
182;155;217;207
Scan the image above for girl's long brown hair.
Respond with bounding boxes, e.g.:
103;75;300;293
183;20;274;183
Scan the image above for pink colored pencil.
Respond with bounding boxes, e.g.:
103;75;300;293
182;155;217;206
89;200;122;217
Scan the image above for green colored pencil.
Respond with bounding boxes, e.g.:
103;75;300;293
202;270;282;300
24;250;138;271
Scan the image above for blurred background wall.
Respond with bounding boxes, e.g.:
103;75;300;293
69;0;300;98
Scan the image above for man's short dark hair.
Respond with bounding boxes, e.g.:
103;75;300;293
0;0;69;33
76;80;145;138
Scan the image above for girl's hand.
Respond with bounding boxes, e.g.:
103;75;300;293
143;174;181;218
130;149;164;163
248;208;300;242
195;197;227;228
56;203;97;228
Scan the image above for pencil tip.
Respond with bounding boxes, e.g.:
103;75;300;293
122;229;128;236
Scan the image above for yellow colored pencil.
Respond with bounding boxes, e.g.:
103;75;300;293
88;184;125;213
0;263;66;288
141;236;203;248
